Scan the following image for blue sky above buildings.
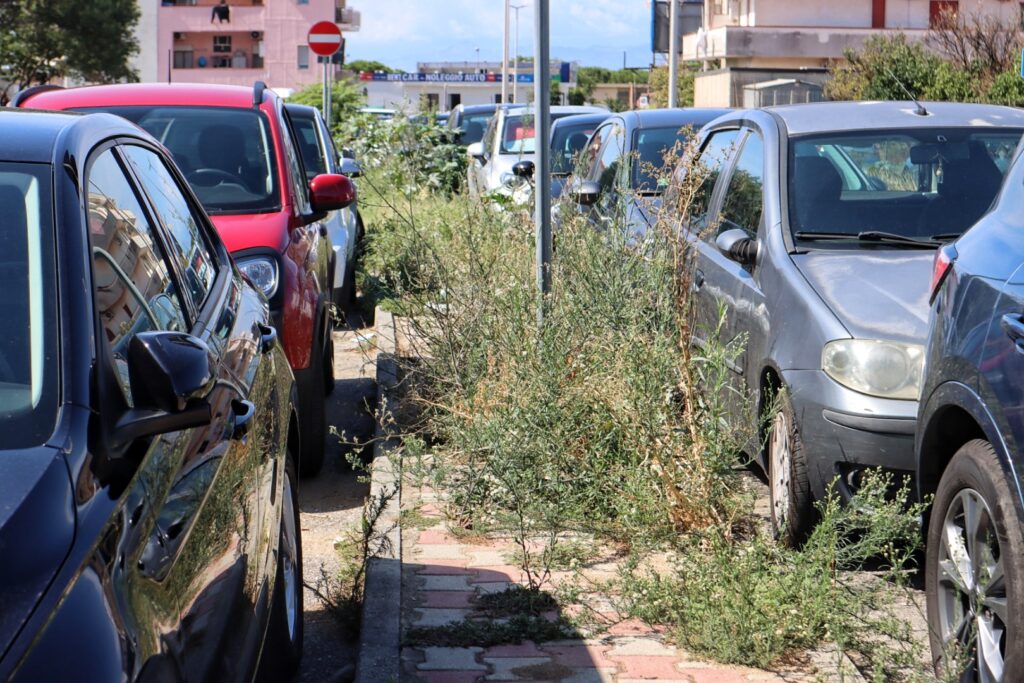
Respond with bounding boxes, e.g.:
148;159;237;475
349;0;653;71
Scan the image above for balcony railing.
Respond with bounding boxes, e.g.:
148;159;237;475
159;4;265;32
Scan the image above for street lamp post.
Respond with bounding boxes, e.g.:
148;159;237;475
534;0;551;326
668;0;679;108
475;46;481;73
502;0;510;104
510;3;525;104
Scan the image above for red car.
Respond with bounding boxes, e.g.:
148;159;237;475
19;82;351;476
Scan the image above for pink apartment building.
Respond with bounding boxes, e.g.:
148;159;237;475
134;0;360;91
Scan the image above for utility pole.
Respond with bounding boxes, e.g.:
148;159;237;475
502;0;510;104
534;0;551;326
511;3;525;103
668;0;679;108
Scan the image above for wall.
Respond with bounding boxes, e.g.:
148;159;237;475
133;0;160;82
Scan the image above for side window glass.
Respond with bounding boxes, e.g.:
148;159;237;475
687;129;741;231
87;150;188;405
280;108;311;213
590;125;625;192
122;146;217;310
292;116;328;180
718;132;765;238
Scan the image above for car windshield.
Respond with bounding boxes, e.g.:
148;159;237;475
76;105;281;215
551;122;598;174
291;115;328;180
633;126;689;192
458;112;492;145
500;113;577;155
789;128;1022;243
0;163;58;448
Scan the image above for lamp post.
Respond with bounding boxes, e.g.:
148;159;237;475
510;3;525;103
668;0;679;108
475;46;481;72
502;0;510;104
534;0;551;326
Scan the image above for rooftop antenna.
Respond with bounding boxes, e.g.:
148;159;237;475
883;66;928;116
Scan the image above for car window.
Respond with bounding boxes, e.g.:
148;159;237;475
87;149;188;406
292;115;328;179
588;124;626;193
717;131;765;238
0;162;59;447
121;145;217;311
459;112;492;146
551;121;599;175
633;126;689;193
280;107;312;214
686;129;741;231
501;114;537;154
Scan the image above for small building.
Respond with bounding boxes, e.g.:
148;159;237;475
742;78;823;108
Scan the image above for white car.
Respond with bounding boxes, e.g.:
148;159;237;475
467;104;606;199
287;103;363;308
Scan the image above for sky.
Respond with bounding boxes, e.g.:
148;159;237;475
348;0;654;72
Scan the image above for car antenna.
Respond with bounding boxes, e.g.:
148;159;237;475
883;67;928;116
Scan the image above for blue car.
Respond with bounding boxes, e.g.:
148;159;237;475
917;144;1024;680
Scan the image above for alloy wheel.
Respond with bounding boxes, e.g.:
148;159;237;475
770;409;792;535
281;474;300;643
936;488;1007;682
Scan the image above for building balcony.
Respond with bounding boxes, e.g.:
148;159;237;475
682;25;928;63
159;3;266;33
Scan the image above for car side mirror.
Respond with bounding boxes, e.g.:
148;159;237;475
715;228;759;266
467;142;486;164
339;157;362;178
310;173;356;212
513;160;535;179
341;147;356;160
572;180;602;206
114;331;214;445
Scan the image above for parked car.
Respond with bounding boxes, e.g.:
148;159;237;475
446;103;499;147
359;106;397;121
467;104;606;198
560;108;728;233
0;108;303;681
917;142;1024;680
20;82;352;476
669;101;1024;545
286;102;364;309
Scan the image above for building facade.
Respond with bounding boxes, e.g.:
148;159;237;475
683;0;1024;106
133;0;359;93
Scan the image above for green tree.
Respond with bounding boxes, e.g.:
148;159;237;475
289;79;366;139
346;59;399;74
824;34;941;101
569;66;649;105
648;65;695;108
0;0;140;105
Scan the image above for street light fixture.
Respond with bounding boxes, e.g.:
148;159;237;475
510;3;526;104
475;46;481;73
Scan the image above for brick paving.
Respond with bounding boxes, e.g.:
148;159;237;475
399;481;821;683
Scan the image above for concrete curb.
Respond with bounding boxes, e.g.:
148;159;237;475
354;307;402;683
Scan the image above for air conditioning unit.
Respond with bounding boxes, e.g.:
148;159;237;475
174;32;185;40
251;31;263;40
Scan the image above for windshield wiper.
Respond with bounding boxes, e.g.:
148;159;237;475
930;233;962;242
794;230;940;248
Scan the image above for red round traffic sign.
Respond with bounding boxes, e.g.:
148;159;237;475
308;21;342;57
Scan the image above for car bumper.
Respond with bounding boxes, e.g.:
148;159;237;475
783;369;917;501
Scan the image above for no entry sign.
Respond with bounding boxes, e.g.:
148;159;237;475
308;21;342;57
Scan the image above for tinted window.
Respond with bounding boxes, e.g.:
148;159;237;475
87;150;188;406
0;162;58;446
633;126;689;193
459;112;492;145
291;115;328;179
122;146;217;310
76;106;280;214
687;129;741;231
551;121;599;175
718;132;765;238
589;124;626;193
789;128;1023;241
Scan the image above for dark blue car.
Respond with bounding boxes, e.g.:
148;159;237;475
917;144;1024;681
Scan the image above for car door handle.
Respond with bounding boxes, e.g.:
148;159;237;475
1000;314;1024;350
693;269;705;292
230;399;255;440
257;322;277;354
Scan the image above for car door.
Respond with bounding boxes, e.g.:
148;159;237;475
700;127;768;424
317;113;359;266
118;142;280;682
585;121;627;228
980;261;1024;469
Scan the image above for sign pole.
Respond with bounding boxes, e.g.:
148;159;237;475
502;0;510;104
307;20;343;126
668;0;679;108
534;0;551;328
323;58;331;128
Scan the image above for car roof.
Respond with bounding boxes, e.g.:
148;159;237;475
0;109;143;163
284;102;319;119
620;107;732;130
764;101;1024;136
459;104;498;114
502;105;607;117
550;112;610;129
22;83;268;110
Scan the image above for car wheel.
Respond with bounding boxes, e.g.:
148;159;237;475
926;439;1023;681
323;323;335;396
299;338;327;477
261;459;304;678
767;395;813;547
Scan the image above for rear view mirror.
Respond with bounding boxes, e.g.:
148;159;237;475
114;331;214;446
572;180;602;206
513;160;535;179
310;173;356;212
339;157;362;178
715;228;759;266
467;142;486;163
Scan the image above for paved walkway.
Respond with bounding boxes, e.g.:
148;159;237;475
399;480;814;683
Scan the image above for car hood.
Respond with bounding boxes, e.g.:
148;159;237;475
0;449;75;660
791;249;934;344
210;211;290;254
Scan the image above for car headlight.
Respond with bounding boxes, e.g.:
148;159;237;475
821;339;924;400
236;256;279;299
500;172;524;187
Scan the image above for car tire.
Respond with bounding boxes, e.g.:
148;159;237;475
925;439;1023;681
767;394;814;547
323;321;335;397
261;458;304;678
299;336;327;477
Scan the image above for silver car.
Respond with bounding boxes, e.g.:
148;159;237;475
467;104;606;198
674;101;1024;544
287;103;363;308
